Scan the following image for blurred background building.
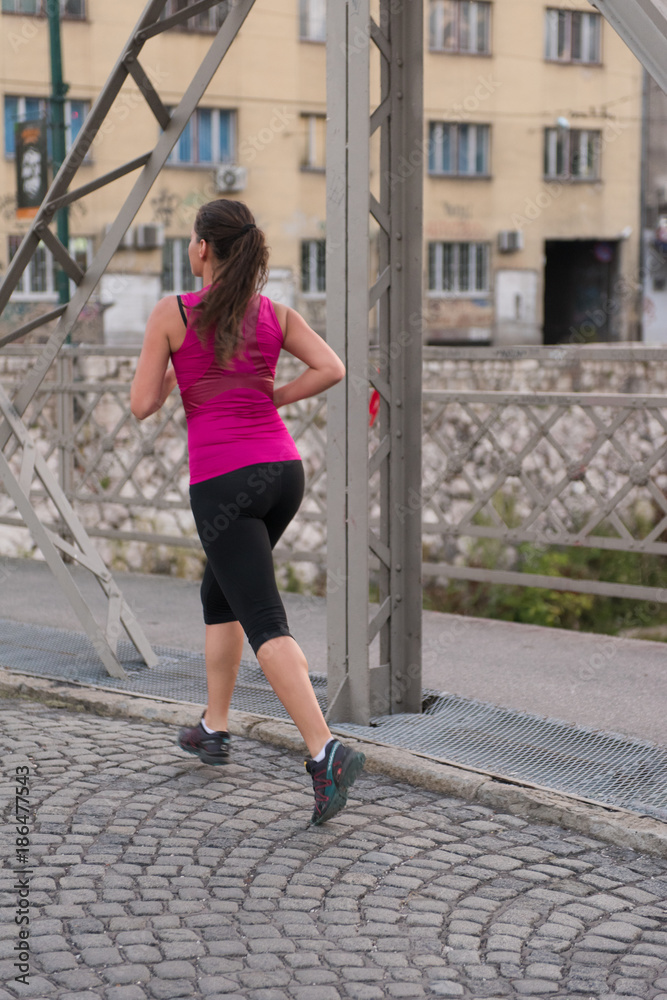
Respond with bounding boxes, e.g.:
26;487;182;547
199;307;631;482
0;0;653;345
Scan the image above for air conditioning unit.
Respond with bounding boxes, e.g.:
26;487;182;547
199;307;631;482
134;224;165;250
498;230;524;253
215;165;247;193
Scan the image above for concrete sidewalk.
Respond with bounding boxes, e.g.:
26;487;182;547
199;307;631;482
0;556;665;745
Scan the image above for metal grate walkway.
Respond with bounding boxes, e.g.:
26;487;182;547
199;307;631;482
0;618;665;822
340;696;667;822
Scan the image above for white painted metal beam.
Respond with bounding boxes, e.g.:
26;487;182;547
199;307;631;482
592;0;667;93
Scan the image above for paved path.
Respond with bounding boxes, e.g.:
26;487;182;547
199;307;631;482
1;701;666;1000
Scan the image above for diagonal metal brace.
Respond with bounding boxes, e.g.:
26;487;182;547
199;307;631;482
0;0;258;451
0;384;159;677
592;0;667;95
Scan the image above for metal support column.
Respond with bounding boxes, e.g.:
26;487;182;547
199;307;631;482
0;0;256;677
326;0;423;725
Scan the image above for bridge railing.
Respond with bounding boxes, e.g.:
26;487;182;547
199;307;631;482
2;343;667;603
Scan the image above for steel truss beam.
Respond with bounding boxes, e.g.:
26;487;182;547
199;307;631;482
0;0;256;676
0;384;156;679
326;0;423;724
591;0;667;96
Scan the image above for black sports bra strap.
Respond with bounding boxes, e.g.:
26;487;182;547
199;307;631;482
176;295;187;327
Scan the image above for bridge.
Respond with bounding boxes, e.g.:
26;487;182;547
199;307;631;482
0;1;666;840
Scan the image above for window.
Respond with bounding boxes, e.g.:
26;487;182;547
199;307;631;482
545;9;601;64
4;96;90;158
299;0;325;42
61;0;84;16
544;128;601;180
9;235;54;297
67;99;87;148
162;238;203;294
301;239;326;295
302;113;326;171
1;0;85;17
428;242;490;295
70;236;91;275
429;0;491;54
8;235;92;299
1;0;36;10
4;97;43;158
167;108;235;165
428;122;490;176
161;1;225;33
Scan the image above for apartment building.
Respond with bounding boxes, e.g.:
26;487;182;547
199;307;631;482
0;0;329;344
0;0;644;345
424;0;643;345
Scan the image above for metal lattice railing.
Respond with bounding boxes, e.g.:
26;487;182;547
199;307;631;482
0;345;329;578
2;344;667;603
419;388;667;603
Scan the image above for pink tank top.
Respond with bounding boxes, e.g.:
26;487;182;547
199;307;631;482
172;289;301;484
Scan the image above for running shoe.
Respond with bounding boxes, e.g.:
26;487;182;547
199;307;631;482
177;720;230;765
305;739;366;825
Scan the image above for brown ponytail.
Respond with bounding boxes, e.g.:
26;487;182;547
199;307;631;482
191;199;269;368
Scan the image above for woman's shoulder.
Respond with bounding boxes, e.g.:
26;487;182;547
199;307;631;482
262;296;288;337
179;288;205;310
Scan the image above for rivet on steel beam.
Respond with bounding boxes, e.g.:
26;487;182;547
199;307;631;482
395;398;402;406
397;92;403;100
397;58;404;67
396;263;403;271
396;233;402;240
396;564;402;571
395;594;402;602
396;429;402;437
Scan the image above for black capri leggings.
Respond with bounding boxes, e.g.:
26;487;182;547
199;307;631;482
189;459;305;657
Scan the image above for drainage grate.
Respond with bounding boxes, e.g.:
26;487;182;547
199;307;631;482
0;618;325;717
1;618;665;822
338;695;667;822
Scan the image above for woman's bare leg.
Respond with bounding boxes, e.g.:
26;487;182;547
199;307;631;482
256;635;331;758
202;621;244;732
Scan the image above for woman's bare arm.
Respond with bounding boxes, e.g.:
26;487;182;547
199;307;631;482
130;297;179;420
273;304;345;408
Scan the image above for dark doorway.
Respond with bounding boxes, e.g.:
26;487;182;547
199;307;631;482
543;240;619;344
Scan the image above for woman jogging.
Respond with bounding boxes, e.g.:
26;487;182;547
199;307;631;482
130;198;365;826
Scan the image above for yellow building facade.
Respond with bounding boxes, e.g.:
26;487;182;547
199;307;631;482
0;0;644;345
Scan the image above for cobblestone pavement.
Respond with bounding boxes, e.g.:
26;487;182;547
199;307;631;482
1;700;666;1000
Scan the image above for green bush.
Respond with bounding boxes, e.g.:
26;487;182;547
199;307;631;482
423;493;667;636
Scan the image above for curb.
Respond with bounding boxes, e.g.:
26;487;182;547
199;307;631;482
1;666;665;859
